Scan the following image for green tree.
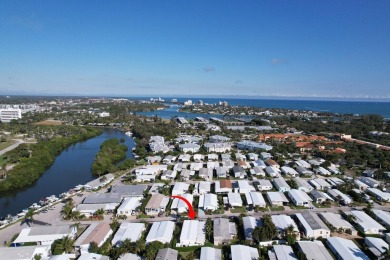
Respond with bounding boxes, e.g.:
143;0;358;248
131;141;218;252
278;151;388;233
89;241;99;253
144;241;164;260
205;218;213;242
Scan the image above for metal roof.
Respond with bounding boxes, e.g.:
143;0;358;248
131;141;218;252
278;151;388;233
327;237;370;260
297;241;333;260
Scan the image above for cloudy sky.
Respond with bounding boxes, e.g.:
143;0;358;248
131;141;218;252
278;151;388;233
0;1;389;99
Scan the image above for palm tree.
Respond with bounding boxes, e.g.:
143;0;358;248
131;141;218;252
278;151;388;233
61;205;74;220
60;236;75;254
346;214;357;223
24;209;35;226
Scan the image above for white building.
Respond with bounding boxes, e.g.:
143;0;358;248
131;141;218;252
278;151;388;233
288;189;313;207
13;225;77;246
242;216;259;241
372;209;390;228
294;178;313;193
231;245;259;260
198;168;213;180
213;218;237;245
179;220;206;247
236;140;273;151
0;108;22;122
257;179;273;191
266;192;289;207
367;188;390;202
160;170;177;180
134;165;167;182
145;221;175;244
171;194;193;214
326;237;370;260
268;245;297;260
316;167;331;176
350;210;386;234
281;166;299;177
196;181;212;195
309;178;331;190
204;142;231;153
0;246;50;260
171;182;190;196
200;247;222;260
116;197;142;217
235;180;256;194
74;223;113;254
145;194;169;216
216;166;228;178
199;194;218;211
365;237;389;259
179;143;200;153
265;166;280;177
271;215;300;239
296;241;334;260
215;180;232;193
319;212;358;235
296;160;311;169
250;166;266;177
295;212;330;239
327;189;352;205
245;192;266;208
273;177;291;192
227;192;243;207
111;223;145;246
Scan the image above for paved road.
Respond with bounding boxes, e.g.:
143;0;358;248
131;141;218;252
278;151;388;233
0;139;36;156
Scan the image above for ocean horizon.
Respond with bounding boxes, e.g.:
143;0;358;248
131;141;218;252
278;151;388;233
132;96;390;118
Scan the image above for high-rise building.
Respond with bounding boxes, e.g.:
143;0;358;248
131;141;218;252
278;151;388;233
0;108;22;122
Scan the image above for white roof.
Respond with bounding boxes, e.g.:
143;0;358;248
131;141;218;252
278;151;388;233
237;180;255;192
297;241;333;260
372;209;390;227
365;237;389;254
145;221;175;244
78;253;109;260
367;188;390;201
288;189;313;203
245;192;266;206
296;212;329;232
199;194;218;209
171;182;190;196
171;194;193;211
0;246;50;260
351;210;385;231
327;189;352;204
310;178;331;189
231;245;259;260
258;179;272;187
180;220;206;245
200;247;222;260
228;193;243;206
273;177;291;190
319;212;355;230
242;216;258;240
327;237;370;260
198;181;212;192
281;166;298;176
111;223;144;246
271;215;299;232
267;192;289;203
117;197;142;212
272;245;297;260
13;225;75;244
294;178;313;191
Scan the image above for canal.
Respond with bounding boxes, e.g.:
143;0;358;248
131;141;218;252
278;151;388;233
0;128;135;217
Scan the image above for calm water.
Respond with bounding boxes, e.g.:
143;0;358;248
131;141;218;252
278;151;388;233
0;129;135;217
134;97;390;118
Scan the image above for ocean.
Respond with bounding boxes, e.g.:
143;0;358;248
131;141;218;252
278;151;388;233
133;97;390;119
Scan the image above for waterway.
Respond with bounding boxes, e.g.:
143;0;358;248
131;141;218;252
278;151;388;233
0;129;135;217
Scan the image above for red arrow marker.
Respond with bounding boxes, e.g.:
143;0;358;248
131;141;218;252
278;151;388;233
170;195;196;219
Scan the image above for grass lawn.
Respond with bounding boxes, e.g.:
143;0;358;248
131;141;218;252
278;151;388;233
312;202;331;208
137;213;150;219
269;206;285;211
0;140;16;150
230;207;248;213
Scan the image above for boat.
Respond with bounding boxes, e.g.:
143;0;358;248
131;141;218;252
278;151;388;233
125;131;132;136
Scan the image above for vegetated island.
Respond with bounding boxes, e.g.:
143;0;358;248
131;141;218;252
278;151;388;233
0;126;102;192
92;138;135;176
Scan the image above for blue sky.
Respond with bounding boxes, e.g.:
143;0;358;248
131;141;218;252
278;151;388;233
0;1;389;99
